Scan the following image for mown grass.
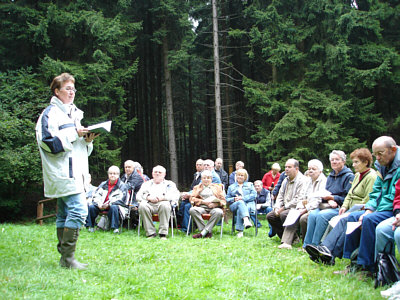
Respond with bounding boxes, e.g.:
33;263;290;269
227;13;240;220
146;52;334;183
0;219;385;299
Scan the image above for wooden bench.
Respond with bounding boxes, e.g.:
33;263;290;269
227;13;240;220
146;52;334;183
36;198;57;225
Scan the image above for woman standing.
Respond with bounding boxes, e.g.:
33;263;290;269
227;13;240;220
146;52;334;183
36;73;98;269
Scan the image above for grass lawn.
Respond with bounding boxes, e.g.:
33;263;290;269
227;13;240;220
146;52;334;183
0;218;385;299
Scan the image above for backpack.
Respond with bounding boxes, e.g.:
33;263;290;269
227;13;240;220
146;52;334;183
374;242;400;288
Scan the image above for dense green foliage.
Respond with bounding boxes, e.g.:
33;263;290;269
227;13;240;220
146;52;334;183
0;221;386;299
0;0;399;220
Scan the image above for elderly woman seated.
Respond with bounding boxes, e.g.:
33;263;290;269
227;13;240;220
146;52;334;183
303;150;354;247
298;159;327;242
305;148;376;265
227;169;257;238
189;170;226;238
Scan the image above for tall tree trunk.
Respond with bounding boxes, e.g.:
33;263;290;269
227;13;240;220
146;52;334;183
212;0;223;160
162;36;178;182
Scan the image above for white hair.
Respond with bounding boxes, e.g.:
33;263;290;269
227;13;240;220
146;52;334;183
308;159;323;172
329;150;346;162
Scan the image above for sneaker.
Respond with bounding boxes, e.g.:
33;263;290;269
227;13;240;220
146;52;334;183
113;229;119;234
237;231;244;238
305;244;321;263
278;243;292;249
244;218;253;229
88;227;95;233
147;234;156;239
159;234;167;240
318;245;334;265
381;281;400;298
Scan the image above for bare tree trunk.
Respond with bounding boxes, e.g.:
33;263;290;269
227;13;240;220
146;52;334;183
162;36;178;183
213;0;223;160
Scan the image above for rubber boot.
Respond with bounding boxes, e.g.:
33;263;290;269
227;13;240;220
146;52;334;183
60;227;88;270
56;227;67;267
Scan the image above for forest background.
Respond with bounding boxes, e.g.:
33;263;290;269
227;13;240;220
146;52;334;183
0;0;399;222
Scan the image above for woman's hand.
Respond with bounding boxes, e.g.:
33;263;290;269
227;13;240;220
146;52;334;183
84;132;100;142
339;207;347;215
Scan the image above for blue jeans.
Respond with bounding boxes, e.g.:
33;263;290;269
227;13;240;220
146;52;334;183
375;217;400;261
179;200;192;232
343;210;393;269
56;193;88;229
303;208;338;247
229;200;251;231
87;204;120;230
250;207;272;228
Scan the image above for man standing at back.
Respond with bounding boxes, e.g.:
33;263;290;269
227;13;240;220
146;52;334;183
215;157;228;191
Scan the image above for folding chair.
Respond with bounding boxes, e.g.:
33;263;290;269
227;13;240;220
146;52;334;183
119;191;139;232
186;211;224;239
137;202;177;237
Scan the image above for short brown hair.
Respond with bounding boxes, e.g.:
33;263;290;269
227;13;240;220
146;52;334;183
50;73;75;95
350;148;373;167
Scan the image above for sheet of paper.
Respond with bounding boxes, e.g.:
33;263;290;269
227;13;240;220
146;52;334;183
346;221;361;235
329;212;350;228
283;209;301;227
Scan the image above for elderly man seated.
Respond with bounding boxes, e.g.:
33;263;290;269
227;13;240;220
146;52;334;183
87;166;127;233
137;165;180;240
250;180;272;228
267;159;307;249
189;170;226;238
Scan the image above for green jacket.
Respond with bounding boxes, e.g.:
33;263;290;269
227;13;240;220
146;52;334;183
342;169;377;210
365;147;400;212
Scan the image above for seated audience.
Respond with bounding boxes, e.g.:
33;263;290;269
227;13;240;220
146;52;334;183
298;159;327;242
84;173;96;203
229;161;249;185
203;159;222;184
215;157;229;191
262;163;281;191
179;159;204;233
137;165;180;240
121;160;145;227
303;150;354;247
267;159;307;249
271;171;286;203
338;137;400;276
189;170;226;238
87;166;127;233
376;180;400;298
250;180;272;228
305;149;376;264
227;169;256;238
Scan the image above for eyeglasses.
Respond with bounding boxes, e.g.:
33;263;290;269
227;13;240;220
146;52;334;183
373;149;388;157
60;87;77;93
108;172;119;176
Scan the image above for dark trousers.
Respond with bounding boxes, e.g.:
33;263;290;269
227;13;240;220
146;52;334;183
343;210;393;269
87;204;120;229
179;199;192;232
267;209;290;239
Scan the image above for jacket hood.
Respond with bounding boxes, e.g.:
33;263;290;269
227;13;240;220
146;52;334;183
329;165;353;178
